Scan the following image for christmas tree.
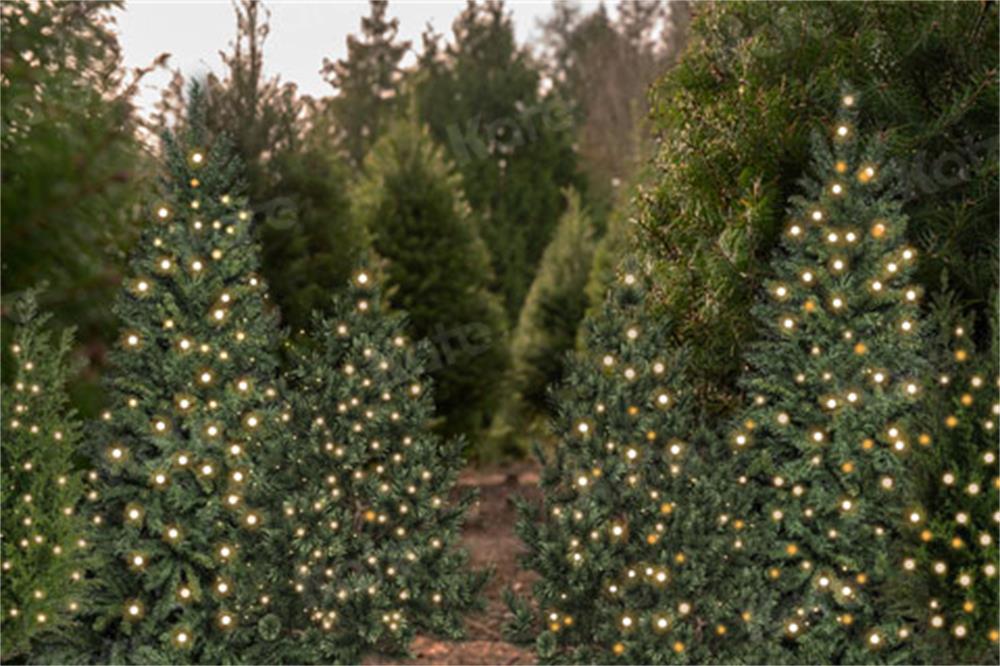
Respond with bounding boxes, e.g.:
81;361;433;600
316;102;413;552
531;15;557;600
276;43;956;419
1;292;91;660
510;261;769;663
731;93;929;663
898;297;999;664
84;86;294;663
282;265;486;663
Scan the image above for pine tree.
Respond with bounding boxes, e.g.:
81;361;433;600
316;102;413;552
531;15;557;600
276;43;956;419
1;292;91;660
511;261;766;663
731;94;929;663
352;119;508;442
83;87;294;664
637;1;997;416
283;265;486;663
489;189;594;458
897;296;999;664
323;0;410;166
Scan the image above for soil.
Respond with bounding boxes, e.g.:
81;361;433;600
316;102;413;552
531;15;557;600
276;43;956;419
365;463;542;665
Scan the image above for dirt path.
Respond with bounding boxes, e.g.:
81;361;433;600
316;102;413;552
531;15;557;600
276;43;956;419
367;464;541;665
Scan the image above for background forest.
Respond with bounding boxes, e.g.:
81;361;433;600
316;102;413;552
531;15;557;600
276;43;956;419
3;0;997;463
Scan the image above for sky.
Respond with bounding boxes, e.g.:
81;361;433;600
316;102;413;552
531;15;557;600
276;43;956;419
115;1;572;116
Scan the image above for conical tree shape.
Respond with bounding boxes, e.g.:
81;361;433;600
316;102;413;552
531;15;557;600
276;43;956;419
351;119;508;442
511;260;760;663
84;87;292;664
283;265;486;663
732;93;929;663
489;188;595;458
898;295;999;664
1;292;91;660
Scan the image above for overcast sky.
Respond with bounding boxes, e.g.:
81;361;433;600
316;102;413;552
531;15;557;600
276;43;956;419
115;1;580;116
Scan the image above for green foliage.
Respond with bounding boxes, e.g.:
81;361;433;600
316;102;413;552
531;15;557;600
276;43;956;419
323;0;410;166
283;266;486;663
197;0;369;330
895;293;999;664
83;88;294;664
640;0;999;414
1;292;91;660
514;262;769;663
1;0;147;340
732;97;929;663
489;189;594;459
352;119;508;442
413;0;583;318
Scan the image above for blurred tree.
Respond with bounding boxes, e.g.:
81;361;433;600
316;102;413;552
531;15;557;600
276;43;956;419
157;0;368;330
638;1;999;416
323;0;410;167
352;120;508;444
538;0;689;211
413;0;583;320
1;0;152;398
488;188;594;459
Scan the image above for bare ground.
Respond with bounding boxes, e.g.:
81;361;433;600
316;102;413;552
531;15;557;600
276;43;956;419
366;463;541;665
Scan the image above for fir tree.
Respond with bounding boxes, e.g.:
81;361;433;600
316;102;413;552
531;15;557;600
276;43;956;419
323;0;410;166
898;296;999;664
731;94;929;663
489;189;594;458
283;265;486;663
511;262;765;663
84;87;293;664
1;292;91;660
351;119;508;441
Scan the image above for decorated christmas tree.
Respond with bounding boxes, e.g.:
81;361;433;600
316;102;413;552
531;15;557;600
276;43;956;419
83;86;294;663
509;261;770;663
1;292;91;660
898;297;999;664
282;265;486;663
731;93;929;663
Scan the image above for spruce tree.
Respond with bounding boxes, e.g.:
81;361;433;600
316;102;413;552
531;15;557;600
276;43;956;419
510;261;766;663
283;265;485;663
1;292;91;660
489;189;594;458
352;119;508;441
898;298;999;664
731;94;929;663
84;87;293;664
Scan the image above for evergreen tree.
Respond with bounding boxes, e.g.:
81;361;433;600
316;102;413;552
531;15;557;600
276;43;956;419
323;0;410;166
1;0;152;413
731;94;929;663
1;292;91;660
84;87;293;664
489;189;594;458
193;0;368;329
638;1;998;415
283;266;486;663
352;119;508;442
510;262;767;663
413;0;583;318
897;296;999;664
